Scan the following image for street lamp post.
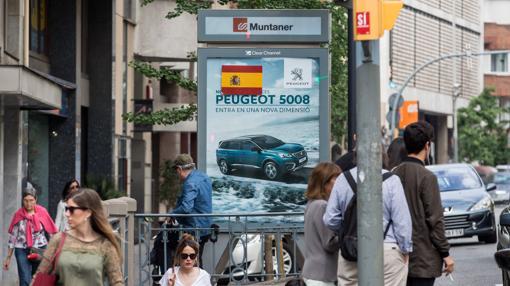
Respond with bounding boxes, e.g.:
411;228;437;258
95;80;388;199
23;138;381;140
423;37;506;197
452;84;461;163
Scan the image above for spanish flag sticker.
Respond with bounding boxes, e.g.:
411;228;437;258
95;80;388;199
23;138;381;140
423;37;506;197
221;65;263;95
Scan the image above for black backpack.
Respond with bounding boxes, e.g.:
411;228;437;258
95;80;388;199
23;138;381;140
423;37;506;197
339;170;394;262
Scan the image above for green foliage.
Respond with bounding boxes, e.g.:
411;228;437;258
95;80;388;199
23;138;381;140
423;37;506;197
458;88;510;166
83;175;124;200
128;61;197;92
127;0;349;143
160;160;182;207
123;103;197;125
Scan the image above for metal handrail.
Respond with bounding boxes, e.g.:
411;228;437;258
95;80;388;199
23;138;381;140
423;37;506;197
135;212;305;285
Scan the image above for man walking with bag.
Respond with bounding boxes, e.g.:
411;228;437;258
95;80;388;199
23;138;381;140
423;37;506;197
393;121;454;286
323;152;413;286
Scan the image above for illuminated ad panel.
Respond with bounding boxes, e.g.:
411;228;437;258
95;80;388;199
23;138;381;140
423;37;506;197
198;48;329;219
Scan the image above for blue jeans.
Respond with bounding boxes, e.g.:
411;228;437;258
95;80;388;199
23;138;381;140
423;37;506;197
14;248;42;286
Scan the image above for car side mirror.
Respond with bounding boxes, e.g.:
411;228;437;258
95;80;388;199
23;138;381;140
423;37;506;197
501;212;510;227
251;146;260;152
487;183;497;192
495;249;510;271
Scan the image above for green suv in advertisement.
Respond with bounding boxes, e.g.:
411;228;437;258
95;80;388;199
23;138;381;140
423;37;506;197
216;135;308;180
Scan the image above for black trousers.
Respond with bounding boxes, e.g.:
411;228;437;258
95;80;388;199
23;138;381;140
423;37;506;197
199;234;210;268
407;277;436;286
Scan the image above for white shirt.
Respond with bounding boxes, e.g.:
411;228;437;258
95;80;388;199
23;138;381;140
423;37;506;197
55;200;69;232
159;266;211;286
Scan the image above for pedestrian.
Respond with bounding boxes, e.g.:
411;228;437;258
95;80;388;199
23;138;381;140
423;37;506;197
159;234;212;286
331;143;342;162
170;154;212;267
335;135;356;172
3;187;58;286
33;188;124;285
324;152;413;286
55;179;80;231
387;137;407;170
303;162;341;286
392;121;454;286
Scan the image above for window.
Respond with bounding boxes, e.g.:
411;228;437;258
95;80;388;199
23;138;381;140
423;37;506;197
241;141;256;151
491;53;508;73
30;0;48;55
224;141;240;150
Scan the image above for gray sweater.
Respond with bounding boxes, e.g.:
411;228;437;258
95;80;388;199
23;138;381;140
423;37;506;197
302;199;340;282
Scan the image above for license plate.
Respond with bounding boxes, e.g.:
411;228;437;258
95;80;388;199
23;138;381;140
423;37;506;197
445;229;464;238
299;157;306;163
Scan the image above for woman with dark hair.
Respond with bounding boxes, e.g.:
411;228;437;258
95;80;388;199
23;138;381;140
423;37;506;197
159;234;211;286
34;188;124;285
3;187;57;286
54;179;80;231
303;162;341;286
387;137;408;170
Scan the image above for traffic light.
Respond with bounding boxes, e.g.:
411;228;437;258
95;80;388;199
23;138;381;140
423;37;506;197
353;0;403;41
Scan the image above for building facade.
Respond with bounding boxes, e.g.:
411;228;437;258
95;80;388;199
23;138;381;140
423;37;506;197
381;0;483;163
0;1;145;284
134;0;205;212
483;0;510;123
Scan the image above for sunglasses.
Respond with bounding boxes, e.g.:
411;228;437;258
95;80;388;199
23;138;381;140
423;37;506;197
180;253;197;260
65;206;88;214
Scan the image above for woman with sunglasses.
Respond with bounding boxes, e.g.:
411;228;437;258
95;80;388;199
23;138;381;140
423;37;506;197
3;187;57;286
54;179;80;231
159;234;211;286
34;188;124;285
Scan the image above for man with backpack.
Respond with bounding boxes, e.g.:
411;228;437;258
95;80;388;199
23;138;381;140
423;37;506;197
392;121;454;286
323;155;413;286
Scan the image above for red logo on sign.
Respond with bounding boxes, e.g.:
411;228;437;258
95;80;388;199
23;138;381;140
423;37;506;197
356;12;370;35
233;18;248;32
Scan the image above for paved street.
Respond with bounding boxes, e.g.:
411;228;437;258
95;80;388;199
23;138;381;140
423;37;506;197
436;205;505;286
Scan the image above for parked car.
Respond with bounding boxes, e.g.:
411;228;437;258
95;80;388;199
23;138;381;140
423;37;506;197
496;208;510;285
216;135;308;180
493;172;510;203
426;164;497;243
219;234;299;284
497;165;510;172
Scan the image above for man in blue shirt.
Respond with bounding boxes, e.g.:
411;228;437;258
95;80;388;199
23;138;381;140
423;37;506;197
171;153;212;266
323;162;413;286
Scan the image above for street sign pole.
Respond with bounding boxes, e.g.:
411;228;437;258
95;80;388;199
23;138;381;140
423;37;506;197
356;40;384;286
352;1;403;285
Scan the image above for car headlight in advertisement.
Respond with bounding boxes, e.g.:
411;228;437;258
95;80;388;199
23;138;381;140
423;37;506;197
469;196;493;211
278;153;293;158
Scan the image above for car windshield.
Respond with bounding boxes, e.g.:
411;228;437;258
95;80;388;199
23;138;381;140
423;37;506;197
432;167;482;192
495;173;510;185
251;136;285;149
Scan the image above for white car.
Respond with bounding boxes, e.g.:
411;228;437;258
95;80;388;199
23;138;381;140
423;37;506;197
221;234;297;283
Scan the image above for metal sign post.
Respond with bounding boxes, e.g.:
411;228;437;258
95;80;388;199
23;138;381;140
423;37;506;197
356;40;384;286
352;1;403;285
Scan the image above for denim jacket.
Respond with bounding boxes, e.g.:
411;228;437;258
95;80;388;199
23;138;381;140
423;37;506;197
171;170;213;237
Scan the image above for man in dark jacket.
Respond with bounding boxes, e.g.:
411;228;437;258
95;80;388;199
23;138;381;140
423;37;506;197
393;121;454;286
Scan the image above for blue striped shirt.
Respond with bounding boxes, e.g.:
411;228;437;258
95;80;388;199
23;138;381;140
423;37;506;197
323;167;413;254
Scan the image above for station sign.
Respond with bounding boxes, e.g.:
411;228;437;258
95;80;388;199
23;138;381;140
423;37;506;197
198;10;330;43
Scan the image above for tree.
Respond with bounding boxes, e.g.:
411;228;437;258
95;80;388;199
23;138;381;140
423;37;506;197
123;0;349;143
458;88;509;166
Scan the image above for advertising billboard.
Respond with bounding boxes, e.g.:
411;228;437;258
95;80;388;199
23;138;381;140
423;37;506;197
198;48;329;218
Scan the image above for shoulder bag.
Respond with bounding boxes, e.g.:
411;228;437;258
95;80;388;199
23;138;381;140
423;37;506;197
32;232;66;286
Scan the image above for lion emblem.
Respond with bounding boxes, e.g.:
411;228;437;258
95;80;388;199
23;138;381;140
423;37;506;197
291;68;303;81
230;75;241;86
